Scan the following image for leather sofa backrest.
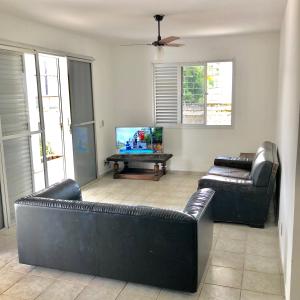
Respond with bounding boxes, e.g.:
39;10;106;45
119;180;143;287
31;179;82;201
15;197;195;223
250;141;276;187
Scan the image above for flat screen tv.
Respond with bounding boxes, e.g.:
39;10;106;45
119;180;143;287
116;127;163;154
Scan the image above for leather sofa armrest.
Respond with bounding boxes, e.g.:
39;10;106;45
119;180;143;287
184;188;215;220
32;179;82;201
214;155;253;171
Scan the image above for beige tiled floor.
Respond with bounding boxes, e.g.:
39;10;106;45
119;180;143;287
0;172;284;300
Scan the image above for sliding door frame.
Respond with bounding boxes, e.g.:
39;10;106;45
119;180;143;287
0;117;10;227
56;57;68;181
89;62;99;180
34;54;49;187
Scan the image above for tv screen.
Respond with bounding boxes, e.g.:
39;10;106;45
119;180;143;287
116;127;163;154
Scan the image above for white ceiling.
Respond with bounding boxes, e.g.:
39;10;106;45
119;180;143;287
0;0;287;42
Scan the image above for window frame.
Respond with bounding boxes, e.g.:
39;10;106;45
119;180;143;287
153;59;235;129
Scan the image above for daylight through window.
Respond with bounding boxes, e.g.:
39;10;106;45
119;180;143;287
154;61;233;126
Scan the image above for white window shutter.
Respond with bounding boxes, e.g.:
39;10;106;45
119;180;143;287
153;64;179;125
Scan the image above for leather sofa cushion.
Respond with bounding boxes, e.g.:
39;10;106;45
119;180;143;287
208;166;250;179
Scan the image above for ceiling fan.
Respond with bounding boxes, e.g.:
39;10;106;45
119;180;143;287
121;14;184;47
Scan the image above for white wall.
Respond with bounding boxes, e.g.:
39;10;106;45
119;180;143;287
276;0;300;298
0;13;114;176
112;32;279;171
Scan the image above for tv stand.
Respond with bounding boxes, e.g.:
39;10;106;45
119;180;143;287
106;154;173;181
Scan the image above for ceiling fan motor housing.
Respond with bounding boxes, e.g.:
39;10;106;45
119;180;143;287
152;40;163;46
154;14;164;22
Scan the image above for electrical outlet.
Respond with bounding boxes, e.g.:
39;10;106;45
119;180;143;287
104;160;109;166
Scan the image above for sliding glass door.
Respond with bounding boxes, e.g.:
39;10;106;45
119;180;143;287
38;54;68;185
68;59;97;186
0;50;97;227
25;53;74;188
0;49;34;225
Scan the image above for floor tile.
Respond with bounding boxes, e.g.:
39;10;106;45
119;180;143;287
205;266;243;289
76;287;122;300
242;271;282;295
247;232;278;245
88;276;126;290
36;280;84;300
4;274;54;299
213;224;222;236
0;258;7;269
215;238;246;254
117;283;160;300
247;227;277;241
0;173;284;300
1;258;34;274
0;227;16;237
0;249;18;264
75;276;126;299
199;284;240;300
29;266;65;279
0;295;23;300
246;241;279;258
59;271;94;285
0;271;25;293
245;255;281;274
158;289;200;300
220;224;248;241
211;251;244;270
241;290;284;300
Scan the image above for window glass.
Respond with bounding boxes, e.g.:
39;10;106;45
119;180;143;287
182;65;205;125
206;61;233;125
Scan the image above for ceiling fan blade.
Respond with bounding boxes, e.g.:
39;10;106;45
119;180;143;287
165;43;184;47
159;36;180;44
120;43;152;46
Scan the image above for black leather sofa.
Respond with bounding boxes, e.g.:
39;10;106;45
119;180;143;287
15;179;215;292
198;141;279;228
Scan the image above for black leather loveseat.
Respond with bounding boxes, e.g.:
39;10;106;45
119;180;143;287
15;179;215;292
198;141;279;228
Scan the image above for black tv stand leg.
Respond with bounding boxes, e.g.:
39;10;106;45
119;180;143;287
113;162;120;178
162;162;166;175
154;163;160;181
